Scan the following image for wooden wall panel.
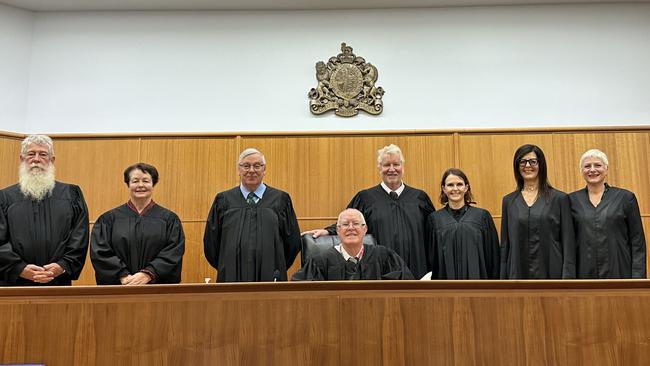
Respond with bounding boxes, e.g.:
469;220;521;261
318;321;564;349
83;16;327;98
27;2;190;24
140;138;239;221
240;134;454;218
0;287;341;366
340;289;650;365
52;138;141;221
3;129;649;285
4;282;650;366
457;133;556;215
552;131;650;213
0;137;21;189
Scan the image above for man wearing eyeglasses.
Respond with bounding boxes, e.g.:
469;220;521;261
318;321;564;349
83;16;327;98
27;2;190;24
293;209;413;281
204;148;301;282
0;135;89;286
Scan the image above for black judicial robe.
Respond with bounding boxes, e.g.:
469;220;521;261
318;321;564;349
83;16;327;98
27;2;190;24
428;205;500;279
0;182;89;286
203;185;301;282
326;184;435;279
90;203;185;284
500;188;576;279
569;186;646;278
291;244;414;281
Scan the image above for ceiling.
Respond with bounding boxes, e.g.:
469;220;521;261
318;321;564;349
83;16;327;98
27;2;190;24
2;0;648;12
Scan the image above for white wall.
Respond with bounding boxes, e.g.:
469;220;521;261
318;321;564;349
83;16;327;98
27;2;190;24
0;4;33;132
20;4;650;133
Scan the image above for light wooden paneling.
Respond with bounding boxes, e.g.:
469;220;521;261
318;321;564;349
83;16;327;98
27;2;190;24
3;282;650;366
552;131;650;213
4;130;649;285
340;288;650;365
181;221;215;283
0;137;21;189
52;138;141;221
457;133;556;215
241;134;454;217
0;286;340;366
140;138;239;221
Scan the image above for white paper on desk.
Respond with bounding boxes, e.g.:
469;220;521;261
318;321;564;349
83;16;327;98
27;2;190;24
420;271;432;280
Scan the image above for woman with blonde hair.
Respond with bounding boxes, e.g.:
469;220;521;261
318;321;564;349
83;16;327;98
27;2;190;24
569;149;646;278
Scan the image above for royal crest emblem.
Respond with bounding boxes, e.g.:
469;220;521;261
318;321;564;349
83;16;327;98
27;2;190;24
308;43;385;117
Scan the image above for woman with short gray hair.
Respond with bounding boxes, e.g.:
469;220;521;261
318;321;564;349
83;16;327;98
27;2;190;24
569;149;646;278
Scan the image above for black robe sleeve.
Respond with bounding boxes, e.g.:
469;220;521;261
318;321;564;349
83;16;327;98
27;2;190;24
55;185;90;280
420;191;436;272
279;193;301;269
203;193;224;270
426;213;439;279
379;248;415;280
626;193;647;278
144;212;185;282
499;195;510;279
291;255;327;281
559;193;576;278
90;213;130;284
0;190;26;283
483;209;501;279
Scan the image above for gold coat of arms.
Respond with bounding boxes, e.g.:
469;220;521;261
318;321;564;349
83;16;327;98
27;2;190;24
308;43;385;117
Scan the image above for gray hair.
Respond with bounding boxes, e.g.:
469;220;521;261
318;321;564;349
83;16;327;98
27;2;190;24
579;149;609;170
21;135;54;156
376;144;404;167
337;208;366;225
238;147;266;165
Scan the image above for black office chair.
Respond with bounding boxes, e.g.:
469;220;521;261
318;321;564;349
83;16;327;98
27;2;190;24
300;233;376;266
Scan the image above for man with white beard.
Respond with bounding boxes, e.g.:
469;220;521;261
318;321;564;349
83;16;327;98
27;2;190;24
0;135;89;286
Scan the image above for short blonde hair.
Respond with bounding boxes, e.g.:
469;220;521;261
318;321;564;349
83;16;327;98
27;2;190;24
579;149;609;170
376;144;404;167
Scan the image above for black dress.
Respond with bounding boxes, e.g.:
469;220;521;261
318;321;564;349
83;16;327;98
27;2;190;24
326;184;435;279
91;203;185;284
204;185;301;282
569;185;646;278
291;244;414;281
0;182;89;286
500;188;576;279
428;205;500;279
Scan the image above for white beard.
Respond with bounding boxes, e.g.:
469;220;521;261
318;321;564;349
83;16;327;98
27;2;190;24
19;163;56;201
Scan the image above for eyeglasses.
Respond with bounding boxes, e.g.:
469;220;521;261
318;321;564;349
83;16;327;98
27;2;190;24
336;222;366;229
518;158;539;167
238;164;265;171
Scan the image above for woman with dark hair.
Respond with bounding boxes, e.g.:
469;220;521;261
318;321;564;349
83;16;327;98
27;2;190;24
426;168;499;279
500;144;576;279
569;149;646;278
90;163;185;285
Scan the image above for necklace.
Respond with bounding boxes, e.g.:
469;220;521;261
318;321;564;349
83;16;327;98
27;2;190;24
522;186;537;192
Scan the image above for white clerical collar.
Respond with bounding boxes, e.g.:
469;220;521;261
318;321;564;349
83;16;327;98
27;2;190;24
380;181;405;196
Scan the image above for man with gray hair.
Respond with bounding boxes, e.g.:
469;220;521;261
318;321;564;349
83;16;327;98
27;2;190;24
0;135;89;286
204;148;301;282
293;208;413;280
304;144;435;279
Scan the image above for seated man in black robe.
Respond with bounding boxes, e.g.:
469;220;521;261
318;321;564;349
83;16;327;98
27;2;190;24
0;135;89;286
204;148;301;282
292;209;413;281
303;144;435;279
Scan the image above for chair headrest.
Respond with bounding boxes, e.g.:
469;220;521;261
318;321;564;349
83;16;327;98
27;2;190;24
300;233;376;266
